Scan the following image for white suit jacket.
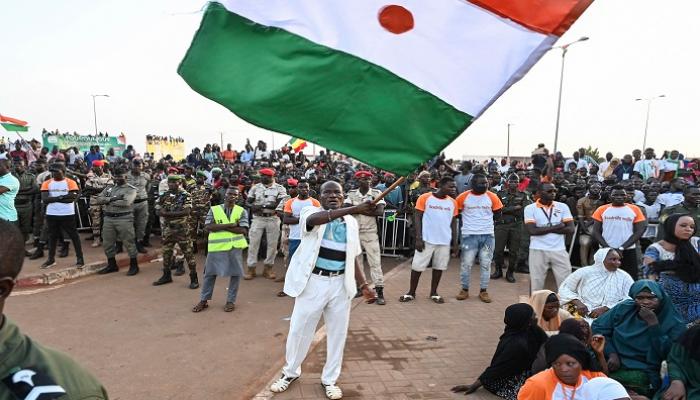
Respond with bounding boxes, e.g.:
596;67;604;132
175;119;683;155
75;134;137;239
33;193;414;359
283;206;361;300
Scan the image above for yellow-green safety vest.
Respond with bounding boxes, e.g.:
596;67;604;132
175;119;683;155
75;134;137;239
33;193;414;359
207;205;248;252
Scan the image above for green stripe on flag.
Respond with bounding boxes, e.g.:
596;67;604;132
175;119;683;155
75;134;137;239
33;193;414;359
1;123;28;132
178;3;472;175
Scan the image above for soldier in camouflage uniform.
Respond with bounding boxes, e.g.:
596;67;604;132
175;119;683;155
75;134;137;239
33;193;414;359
491;174;530;283
189;171;214;253
12;159;37;246
153;175;199;289
84;161;113;247
126;159;149;253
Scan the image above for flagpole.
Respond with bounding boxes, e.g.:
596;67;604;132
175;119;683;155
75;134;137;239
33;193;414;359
371;176;405;205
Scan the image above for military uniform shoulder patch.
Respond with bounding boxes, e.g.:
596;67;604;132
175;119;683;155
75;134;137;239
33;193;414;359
3;367;67;400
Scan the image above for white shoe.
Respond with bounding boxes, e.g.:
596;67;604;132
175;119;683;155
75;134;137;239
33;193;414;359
322;384;343;399
270;374;298;393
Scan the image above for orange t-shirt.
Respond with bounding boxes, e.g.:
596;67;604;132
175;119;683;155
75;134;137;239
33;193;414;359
222;150;237;162
518;369;606;400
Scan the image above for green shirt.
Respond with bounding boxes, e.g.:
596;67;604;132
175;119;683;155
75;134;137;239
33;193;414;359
0;318;108;400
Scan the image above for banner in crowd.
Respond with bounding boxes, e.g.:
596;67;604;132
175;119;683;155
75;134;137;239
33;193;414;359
43;134;125;153
146;139;186;160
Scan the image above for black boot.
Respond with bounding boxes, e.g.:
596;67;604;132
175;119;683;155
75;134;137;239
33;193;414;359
515;263;530;274
375;286;386;305
153;269;173;286
98;257;119;274
174;260;186;276
136;240;147;254
115;242;123;254
58;243;69;258
127;257;140;276
29;245;44;260
140;238;151;247
189;271;199;289
505;267;516;283
490;266;503;280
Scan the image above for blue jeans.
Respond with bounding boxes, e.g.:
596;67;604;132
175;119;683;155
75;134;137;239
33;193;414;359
460;234;495;290
288;239;301;260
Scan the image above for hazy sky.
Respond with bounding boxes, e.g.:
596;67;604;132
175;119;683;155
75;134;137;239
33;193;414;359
1;0;697;160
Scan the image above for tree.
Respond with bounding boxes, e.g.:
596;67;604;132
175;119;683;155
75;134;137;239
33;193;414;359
585;146;601;162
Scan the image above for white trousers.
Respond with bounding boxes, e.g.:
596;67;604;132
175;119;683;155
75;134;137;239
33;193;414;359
282;274;351;385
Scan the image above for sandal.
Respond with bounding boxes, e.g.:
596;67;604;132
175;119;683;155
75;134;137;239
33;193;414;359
277;290;287;297
192;301;208;313
398;294;415;302
270;374;299;393
322;383;343;399
430;295;445;304
224;302;235;312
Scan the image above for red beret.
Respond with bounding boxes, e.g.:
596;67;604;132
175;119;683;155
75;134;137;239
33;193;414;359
287;178;299;187
91;160;104;167
259;168;275;177
384;172;395;179
167;167;179;173
354;170;373;179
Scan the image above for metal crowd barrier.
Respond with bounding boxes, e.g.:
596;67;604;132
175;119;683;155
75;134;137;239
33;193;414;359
378;210;410;257
76;197;92;232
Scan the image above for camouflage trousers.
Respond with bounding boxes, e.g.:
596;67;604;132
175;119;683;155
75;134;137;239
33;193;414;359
161;225;196;272
89;203;102;237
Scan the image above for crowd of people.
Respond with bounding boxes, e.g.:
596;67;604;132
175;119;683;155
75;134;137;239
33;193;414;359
0;137;697;399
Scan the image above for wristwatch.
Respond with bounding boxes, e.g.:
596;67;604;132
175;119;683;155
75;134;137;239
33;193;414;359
618;246;625;252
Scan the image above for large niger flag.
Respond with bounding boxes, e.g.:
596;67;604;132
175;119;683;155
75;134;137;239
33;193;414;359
179;0;592;175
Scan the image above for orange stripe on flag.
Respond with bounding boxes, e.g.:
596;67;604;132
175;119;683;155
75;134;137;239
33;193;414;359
0;114;28;126
468;0;594;36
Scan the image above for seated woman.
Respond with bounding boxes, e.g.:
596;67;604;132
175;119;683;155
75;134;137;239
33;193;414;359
451;303;547;400
529;290;572;335
653;324;700;400
517;333;607;399
592;280;687;397
643;213;700;325
531;318;608;375
559;248;634;320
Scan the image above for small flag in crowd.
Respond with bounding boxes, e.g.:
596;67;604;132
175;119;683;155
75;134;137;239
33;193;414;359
386;213;397;223
0;114;29;132
178;0;593;174
288;137;307;152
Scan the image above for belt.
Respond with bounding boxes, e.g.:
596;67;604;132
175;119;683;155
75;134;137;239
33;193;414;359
254;212;277;217
312;267;345;277
134;198;148;203
104;211;133;218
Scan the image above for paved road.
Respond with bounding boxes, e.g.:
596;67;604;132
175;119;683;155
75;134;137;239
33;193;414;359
7;251;406;400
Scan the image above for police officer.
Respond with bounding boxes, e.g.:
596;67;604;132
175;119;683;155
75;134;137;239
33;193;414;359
84;160;113;248
12;159;37;247
126;159;149;253
345;171;387;305
492;174;530;283
153;175;199;289
93;167;140;276
245;168;287;280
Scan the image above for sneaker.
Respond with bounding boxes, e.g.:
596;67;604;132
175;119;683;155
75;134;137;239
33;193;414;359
479;291;492;303
40;260;57;269
456;289;469;300
270;374;299;393
322;383;343;400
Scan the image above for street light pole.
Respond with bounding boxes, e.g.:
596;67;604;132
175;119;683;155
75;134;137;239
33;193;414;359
91;94;110;135
552;36;588;154
507;123;512;162
635;94;665;150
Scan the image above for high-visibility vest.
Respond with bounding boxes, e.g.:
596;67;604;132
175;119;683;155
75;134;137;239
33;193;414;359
207;205;248;252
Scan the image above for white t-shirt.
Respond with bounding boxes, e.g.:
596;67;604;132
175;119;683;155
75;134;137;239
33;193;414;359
283;197;320;240
524;200;574;251
41;178;79;216
415;193;458;246
592;204;646;249
455;191;503;235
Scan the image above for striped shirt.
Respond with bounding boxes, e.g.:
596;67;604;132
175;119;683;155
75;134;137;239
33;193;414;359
315;219;347;271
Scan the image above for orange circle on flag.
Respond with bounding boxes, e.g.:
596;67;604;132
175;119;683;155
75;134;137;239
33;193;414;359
378;5;414;34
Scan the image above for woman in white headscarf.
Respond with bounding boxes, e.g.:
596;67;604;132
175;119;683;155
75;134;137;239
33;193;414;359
580;377;631;400
558;248;634;321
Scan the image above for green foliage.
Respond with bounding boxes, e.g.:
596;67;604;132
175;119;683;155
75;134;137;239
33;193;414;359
585;146;601;162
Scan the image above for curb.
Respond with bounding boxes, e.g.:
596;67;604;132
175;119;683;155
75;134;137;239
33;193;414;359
15;251;162;289
246;258;411;400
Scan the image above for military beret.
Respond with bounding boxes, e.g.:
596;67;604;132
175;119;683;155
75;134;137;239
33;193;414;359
259;168;275;177
354;170;373;179
167;167;179;173
287;178;299;187
211;167;222;174
384;172;396;179
196;171;208;178
91;160;105;167
167;175;183;182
